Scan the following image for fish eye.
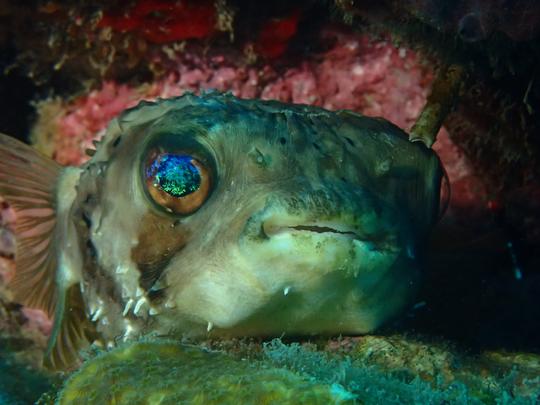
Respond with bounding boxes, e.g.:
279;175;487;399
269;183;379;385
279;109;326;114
144;151;211;215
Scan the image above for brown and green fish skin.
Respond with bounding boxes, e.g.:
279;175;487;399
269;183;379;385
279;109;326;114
0;93;442;369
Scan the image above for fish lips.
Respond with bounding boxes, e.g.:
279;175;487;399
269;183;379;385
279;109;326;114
262;222;362;241
240;205;404;275
242;194;401;254
259;217;401;262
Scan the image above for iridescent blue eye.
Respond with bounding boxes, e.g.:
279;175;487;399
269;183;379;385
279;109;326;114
146;154;200;197
144;152;211;215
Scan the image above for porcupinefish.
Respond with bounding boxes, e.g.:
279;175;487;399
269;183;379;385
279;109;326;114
0;93;443;369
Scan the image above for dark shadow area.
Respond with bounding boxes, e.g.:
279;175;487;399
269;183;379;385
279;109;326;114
0;45;36;142
397;207;540;353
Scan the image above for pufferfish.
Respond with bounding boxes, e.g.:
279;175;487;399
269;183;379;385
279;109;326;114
0;92;443;369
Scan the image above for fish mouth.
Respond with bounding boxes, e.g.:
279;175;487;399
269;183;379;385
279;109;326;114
262;222;362;240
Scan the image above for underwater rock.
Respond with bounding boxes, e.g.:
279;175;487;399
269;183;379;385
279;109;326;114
0;288;53;405
51;337;540;404
263;337;540;404
56;341;355;405
348;335;540;400
0;287;48;367
0;354;52;405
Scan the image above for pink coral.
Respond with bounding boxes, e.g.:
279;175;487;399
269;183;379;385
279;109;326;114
52;83;144;164
49;29;432;166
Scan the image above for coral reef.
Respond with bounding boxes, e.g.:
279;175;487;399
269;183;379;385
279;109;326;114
97;0;219;44
0;284;53;404
0;354;52;405
55;341;355;405
0;0;539;403
334;0;540;236
266;338;540;404
28;29;431;166
46;338;540;404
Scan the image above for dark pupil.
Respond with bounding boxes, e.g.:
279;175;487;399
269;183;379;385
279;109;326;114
148;154;200;197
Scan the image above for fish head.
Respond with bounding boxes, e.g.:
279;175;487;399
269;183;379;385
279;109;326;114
81;93;442;339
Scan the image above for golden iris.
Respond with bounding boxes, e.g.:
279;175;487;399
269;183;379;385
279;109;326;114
145;152;211;215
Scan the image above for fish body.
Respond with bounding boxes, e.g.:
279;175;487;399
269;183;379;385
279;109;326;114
0;93;442;369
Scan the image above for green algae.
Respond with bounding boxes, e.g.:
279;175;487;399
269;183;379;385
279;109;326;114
57;341;355;405
262;338;540;405
43;336;540;404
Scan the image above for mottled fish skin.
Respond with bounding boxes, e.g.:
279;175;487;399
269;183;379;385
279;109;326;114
0;92;442;368
71;93;441;345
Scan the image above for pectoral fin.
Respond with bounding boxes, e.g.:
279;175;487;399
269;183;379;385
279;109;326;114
0;134;61;317
0;134;93;370
44;284;96;370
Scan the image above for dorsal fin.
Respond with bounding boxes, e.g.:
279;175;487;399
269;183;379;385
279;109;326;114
0;134;92;370
0;134;61;317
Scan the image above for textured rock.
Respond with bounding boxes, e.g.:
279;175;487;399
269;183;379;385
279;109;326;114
50;337;540;404
57;341;355;405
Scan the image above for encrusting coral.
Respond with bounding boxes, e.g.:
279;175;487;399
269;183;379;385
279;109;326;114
56;340;356;405
48;338;540;404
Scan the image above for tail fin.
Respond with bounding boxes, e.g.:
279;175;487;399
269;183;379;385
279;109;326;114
0;134;94;370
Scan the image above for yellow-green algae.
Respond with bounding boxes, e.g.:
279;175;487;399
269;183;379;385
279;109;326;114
45;336;540;405
57;340;355;405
